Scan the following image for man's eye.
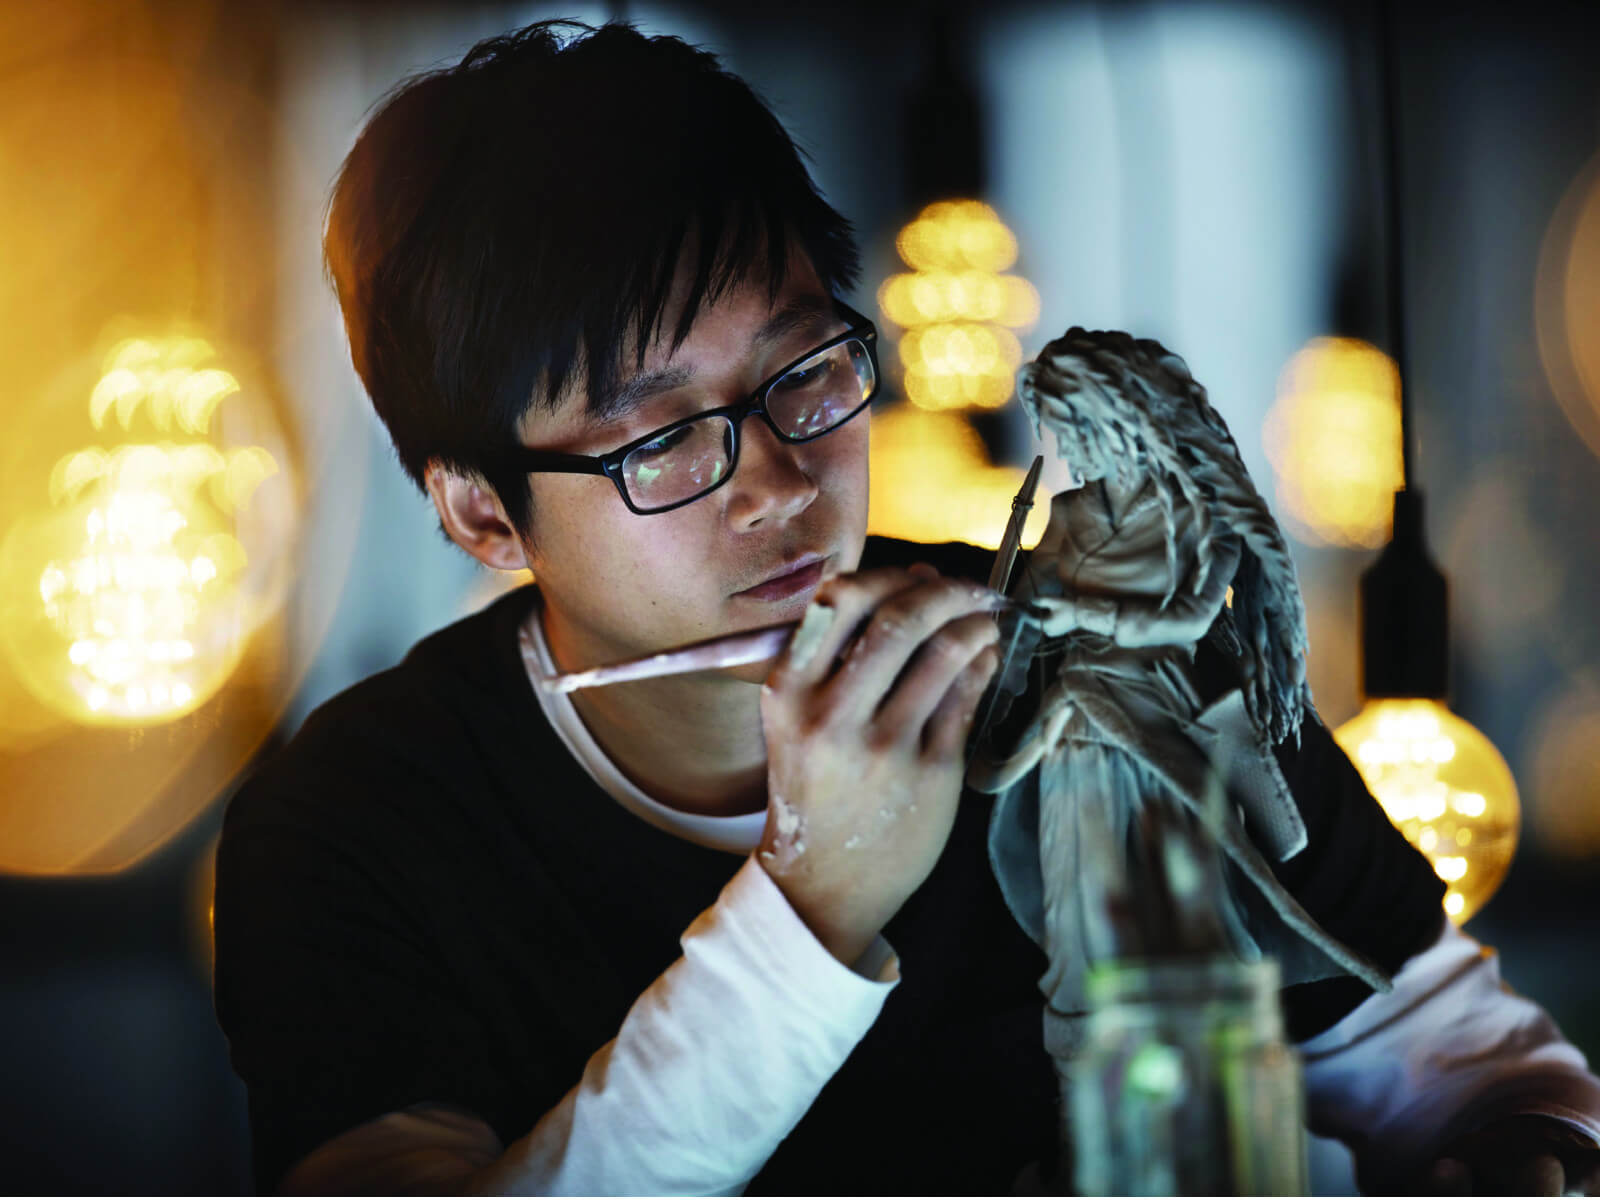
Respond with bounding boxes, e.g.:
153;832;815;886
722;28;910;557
631;425;694;460
772;358;835;392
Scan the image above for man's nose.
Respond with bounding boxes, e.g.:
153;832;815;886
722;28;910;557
725;417;818;529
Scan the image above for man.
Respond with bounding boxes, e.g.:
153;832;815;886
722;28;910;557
213;19;1600;1195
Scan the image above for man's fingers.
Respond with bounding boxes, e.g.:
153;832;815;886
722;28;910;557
782;602;837;673
1569;1153;1600;1197
819;578;1004;723
1429;1115;1600;1196
770;567;921;688
873;612;1000;743
1427;1157;1471;1195
1493;1153;1566;1196
1426;1151;1571;1197
923;641;1001;759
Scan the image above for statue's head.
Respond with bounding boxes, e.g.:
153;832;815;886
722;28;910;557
1017;327;1205;490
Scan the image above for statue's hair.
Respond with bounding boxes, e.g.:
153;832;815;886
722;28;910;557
1018;328;1311;744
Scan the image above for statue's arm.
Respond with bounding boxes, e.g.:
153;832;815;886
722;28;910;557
1041;500;1241;650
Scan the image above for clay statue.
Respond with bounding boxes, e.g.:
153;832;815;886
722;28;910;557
967;328;1390;1044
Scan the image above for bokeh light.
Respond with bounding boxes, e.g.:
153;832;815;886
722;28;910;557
1301;584;1361;729
1333;698;1520;924
189;833;221;974
1442;464;1562;675
0;332;298;876
1;338;285;726
878;200;1040;412
0;2;305;876
1522;679;1600;862
868;406;1050;550
1263;337;1403;548
1535;152;1600;462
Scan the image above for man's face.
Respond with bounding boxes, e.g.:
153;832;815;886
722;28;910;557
520;255;870;676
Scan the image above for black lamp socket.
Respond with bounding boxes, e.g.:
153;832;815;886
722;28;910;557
1359;489;1449;700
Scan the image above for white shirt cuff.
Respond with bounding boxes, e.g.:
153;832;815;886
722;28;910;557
1300;920;1600;1180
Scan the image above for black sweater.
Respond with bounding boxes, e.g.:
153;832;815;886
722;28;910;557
213;537;1443;1193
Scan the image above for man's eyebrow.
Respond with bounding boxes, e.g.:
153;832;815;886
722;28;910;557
591;364;695;424
589;295;836;424
751;295;837;351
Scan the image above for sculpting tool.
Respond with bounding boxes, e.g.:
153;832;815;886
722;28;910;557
968;456;1048;742
536;595;1045;695
987;454;1045;593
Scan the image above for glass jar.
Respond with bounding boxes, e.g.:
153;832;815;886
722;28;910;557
1066;957;1306;1195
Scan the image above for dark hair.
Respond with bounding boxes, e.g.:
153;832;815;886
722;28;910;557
324;19;861;538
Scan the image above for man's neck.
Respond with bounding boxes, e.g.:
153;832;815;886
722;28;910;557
535;603;769;818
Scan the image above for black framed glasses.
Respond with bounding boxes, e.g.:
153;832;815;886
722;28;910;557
506;299;878;514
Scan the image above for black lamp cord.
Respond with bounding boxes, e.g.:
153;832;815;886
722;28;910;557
1376;0;1416;492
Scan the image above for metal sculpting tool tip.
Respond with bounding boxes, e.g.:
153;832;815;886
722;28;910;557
988;454;1045;593
968;456;1048;749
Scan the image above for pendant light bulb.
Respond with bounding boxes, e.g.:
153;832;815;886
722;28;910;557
1332;491;1521;923
1333;698;1520;923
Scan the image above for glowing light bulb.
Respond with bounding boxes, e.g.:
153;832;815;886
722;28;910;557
878;200;1038;412
1333;697;1520;924
4;335;287;728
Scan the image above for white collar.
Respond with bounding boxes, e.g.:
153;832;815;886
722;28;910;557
516;595;766;856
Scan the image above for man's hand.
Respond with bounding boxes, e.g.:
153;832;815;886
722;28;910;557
756;563;1002;966
1412;1115;1600;1195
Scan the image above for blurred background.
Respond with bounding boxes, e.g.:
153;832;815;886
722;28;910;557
2;0;1597;1190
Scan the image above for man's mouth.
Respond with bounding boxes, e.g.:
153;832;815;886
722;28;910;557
734;554;827;603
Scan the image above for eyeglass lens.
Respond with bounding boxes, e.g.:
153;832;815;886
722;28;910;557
619;337;875;511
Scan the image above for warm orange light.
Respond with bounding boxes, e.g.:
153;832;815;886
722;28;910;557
867;406;1049;549
1263;338;1404;549
1536;152;1600;462
895;200;1019;274
0;8;306;877
1333;698;1520;923
1;337;285;727
878;200;1039;413
1524;682;1600;861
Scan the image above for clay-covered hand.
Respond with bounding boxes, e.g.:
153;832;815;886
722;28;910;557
757;564;1001;966
1403;1116;1600;1196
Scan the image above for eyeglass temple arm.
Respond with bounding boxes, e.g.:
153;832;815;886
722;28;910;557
504;448;611;475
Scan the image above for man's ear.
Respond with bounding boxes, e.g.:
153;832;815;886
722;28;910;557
425;463;530;571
